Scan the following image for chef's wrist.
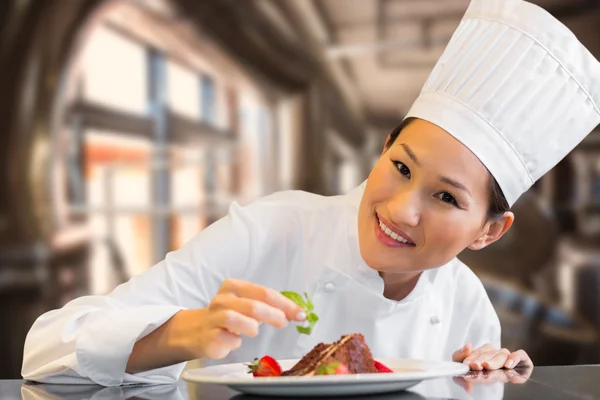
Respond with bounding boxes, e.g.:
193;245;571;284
126;309;202;374
166;308;207;360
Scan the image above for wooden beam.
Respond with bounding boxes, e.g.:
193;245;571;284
68;101;235;147
69;101;153;138
270;0;365;146
169;113;234;147
175;0;315;91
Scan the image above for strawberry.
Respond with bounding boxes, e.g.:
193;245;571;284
247;356;282;377
374;360;393;373
316;361;350;375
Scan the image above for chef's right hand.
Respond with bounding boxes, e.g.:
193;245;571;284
193;278;306;359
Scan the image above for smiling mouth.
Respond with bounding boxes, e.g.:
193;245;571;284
376;214;415;246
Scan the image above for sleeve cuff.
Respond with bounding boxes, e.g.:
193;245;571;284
76;305;185;386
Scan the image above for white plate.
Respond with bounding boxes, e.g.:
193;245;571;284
182;358;469;397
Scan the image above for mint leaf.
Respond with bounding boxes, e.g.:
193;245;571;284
296;312;318;334
303;292;314;312
281;291;318;335
300;312;318;334
297;325;312;334
281;291;307;308
316;361;340;375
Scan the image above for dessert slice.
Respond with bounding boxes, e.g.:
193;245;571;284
282;333;379;376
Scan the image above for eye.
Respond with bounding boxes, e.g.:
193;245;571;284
394;161;411;178
436;192;458;206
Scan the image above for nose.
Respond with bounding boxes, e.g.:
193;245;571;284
387;187;421;227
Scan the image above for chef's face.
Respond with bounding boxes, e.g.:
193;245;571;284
358;118;513;274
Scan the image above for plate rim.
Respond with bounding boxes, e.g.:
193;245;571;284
181;357;469;386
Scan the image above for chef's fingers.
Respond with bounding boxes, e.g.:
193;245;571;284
212;308;261;337
201;328;242;360
462;343;496;367
504;350;533;369
467;349;499;371
220;279;306;321
469;349;503;370
481;348;511;370
452;342;472;362
211;293;289;328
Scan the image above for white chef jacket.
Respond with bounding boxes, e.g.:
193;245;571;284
21;181;501;387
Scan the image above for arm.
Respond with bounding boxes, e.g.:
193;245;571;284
463;293;502;351
449;267;532;370
21;255;196;385
21;200;295;386
443;263;502;360
124;308;199;375
124;281;304;374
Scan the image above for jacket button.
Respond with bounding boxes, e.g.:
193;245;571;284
430;316;440;324
324;282;335;293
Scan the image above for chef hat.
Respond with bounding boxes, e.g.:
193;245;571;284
404;0;600;206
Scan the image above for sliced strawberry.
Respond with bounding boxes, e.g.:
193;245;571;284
374;360;393;373
247;356;282;377
316;361;350;375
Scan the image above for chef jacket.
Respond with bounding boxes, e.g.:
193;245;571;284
21;181;501;387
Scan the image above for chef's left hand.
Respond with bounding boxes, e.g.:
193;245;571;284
452;343;533;371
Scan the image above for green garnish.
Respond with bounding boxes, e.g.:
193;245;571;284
281;291;319;335
316;361;342;375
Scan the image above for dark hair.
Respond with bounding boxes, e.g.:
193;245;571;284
386;118;509;221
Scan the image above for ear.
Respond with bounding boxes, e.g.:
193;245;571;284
468;211;515;250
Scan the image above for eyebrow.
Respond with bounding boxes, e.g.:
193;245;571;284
401;143;421;167
440;176;472;197
400;143;472;197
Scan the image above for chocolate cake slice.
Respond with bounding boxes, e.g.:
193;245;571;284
282;333;379;376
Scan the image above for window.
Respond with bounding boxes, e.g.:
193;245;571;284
200;75;218;195
84;131;152;294
81;25;147;114
167;61;199;120
66;6;275;295
200;75;216;124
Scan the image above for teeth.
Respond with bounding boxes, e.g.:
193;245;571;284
378;219;411;244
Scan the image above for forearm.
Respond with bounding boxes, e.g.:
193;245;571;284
126;309;204;374
22;297;185;385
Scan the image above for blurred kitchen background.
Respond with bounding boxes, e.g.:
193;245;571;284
1;0;600;379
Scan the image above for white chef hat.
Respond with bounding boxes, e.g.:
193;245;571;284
404;0;600;207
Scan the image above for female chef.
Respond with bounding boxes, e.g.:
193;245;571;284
21;0;600;387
